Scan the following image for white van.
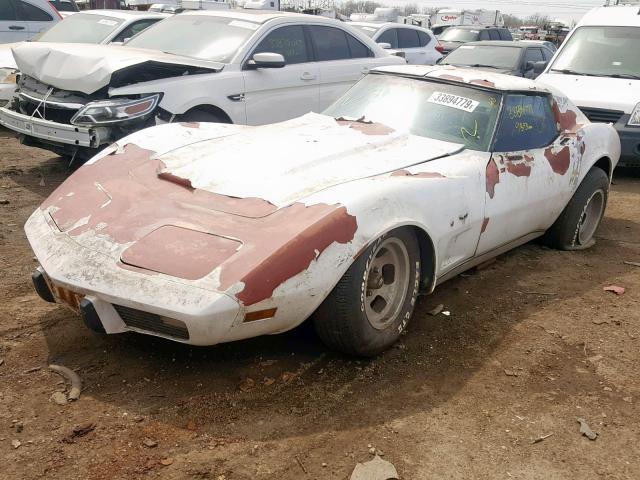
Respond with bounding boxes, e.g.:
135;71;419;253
0;0;74;43
538;4;640;167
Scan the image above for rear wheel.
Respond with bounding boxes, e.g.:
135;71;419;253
542;167;609;250
313;227;421;357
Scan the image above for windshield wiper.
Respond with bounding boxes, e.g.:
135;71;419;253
609;73;640;80
550;68;589;76
465;64;503;69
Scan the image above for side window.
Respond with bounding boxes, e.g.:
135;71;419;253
377;28;397;49
500;29;513;40
479;30;490;41
417;30;431;47
489;29;500;40
524;48;544;66
112;19;160;43
253;25;310;65
346;33;372;58
16;0;53;21
397;28;420;48
541;47;553;61
0;0;17;20
493;94;559;152
309;25;350;61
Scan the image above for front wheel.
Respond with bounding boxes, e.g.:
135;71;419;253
313;227;421;357
542;167;609;250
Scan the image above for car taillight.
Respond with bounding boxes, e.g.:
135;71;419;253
435;42;445;54
48;1;63;19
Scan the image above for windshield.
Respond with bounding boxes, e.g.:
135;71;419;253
34;13;123;43
440;28;480;42
126;15;260;63
49;0;78;12
351;25;380;38
442;45;521;69
324;74;502;151
550;26;640;77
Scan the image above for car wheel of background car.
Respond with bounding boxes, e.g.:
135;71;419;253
542;167;609;250
313;227;421;357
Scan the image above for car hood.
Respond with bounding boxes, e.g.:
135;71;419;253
11;42;224;94
0;43;19;70
38;114;462;291
538;72;639;114
155;113;463;208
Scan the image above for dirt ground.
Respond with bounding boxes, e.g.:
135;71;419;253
0;127;639;480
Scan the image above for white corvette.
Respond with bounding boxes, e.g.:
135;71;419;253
26;66;621;356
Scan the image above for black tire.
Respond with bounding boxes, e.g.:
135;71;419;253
177;108;229;124
313;227;421;357
542;167;609;250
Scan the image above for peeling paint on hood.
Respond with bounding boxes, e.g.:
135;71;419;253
12;43;223;94
158;113;463;207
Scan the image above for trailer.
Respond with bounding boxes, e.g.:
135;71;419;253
431;8;503;36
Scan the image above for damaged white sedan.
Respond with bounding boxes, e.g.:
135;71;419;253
27;66;620;356
0;9;404;161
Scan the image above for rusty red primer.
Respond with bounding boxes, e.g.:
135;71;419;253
121;225;241;280
551;101;581;133
222;205;357;306
336;119;395;136
437;74;465;82
41;144;358;305
486;158;499;199
544;146;571;175
469;79;495;88
180;122;200;129
481;217;490;234
391;170;446;179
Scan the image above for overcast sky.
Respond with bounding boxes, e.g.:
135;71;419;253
374;0;609;22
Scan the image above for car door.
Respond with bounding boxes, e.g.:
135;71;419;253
0;0;29;42
17;0;54;39
396;27;422;64
522;47;544;79
242;24;319;125
309;24;375;110
416;30;439;65
476;93;579;256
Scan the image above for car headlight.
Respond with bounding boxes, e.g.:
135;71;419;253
0;67;18;85
628;102;640;127
71;94;160;127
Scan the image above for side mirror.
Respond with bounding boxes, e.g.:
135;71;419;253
533;60;548;74
377;42;392;49
247;52;286;69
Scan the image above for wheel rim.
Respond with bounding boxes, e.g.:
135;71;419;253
364;238;411;330
577;189;605;245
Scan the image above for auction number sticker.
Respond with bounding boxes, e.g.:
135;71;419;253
428;92;479;112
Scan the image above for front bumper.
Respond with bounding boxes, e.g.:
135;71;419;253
26;210;244;346
0;106;102;148
615;115;640;167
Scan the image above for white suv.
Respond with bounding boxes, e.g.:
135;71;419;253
0;0;75;43
0;10;405;161
350;22;443;65
538;4;640;167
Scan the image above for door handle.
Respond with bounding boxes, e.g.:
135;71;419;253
9;25;25;30
418;51;426;54
300;72;316;81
